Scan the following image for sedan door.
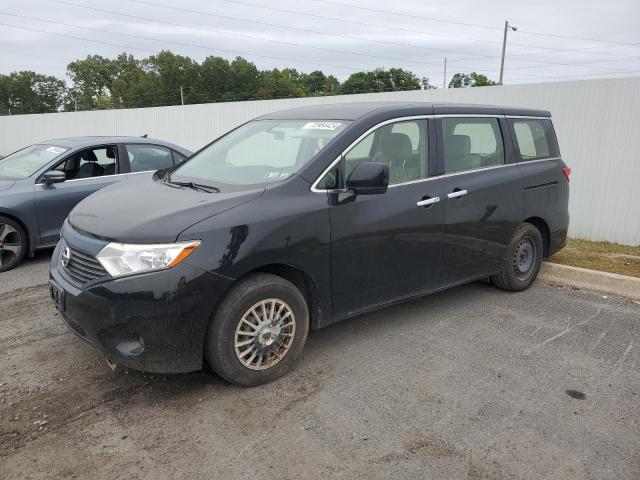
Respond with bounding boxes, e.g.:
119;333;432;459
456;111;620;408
34;145;124;245
435;116;524;285
324;118;444;318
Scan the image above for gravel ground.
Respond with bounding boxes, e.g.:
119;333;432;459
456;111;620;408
1;252;639;479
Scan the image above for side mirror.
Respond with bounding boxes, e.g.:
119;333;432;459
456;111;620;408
346;161;389;195
42;171;66;184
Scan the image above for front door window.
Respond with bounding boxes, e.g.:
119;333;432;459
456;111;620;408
54;146;118;179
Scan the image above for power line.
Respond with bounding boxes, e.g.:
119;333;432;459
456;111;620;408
126;0;501;61
5;9;631;84
212;0;607;53
128;0;638;72
0;16;389;74
308;0;499;31
0;22;157;53
37;3;593;80
30;4;447;70
310;0;640;49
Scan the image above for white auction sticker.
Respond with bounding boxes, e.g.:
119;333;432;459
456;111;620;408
302;121;343;131
46;146;67;154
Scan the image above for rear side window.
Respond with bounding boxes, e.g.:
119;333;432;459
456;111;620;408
126;144;174;172
509;119;559;161
441;117;504;174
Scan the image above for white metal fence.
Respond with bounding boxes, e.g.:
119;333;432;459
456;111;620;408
1;77;639;245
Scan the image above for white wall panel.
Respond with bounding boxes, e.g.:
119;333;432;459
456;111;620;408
1;77;639;245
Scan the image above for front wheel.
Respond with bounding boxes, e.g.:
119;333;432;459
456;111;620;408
205;273;309;386
0;216;27;272
491;222;543;292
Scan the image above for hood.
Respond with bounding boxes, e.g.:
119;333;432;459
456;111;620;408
68;174;265;243
0;179;16;192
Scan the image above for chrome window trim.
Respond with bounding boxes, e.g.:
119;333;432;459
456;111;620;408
310;114;558;193
34;169;156;187
505;115;552;120
387;157;562;188
433;114;505;118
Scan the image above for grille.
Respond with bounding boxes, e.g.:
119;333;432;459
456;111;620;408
61;241;109;285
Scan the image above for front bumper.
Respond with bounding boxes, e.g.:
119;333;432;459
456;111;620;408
50;239;233;373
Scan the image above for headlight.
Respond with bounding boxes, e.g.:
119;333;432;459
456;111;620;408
96;240;201;278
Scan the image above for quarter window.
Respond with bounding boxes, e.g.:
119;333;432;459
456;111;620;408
511;119;557;161
126;144;175;172
442;117;504;174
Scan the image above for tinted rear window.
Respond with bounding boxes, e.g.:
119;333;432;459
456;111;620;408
510;119;559;161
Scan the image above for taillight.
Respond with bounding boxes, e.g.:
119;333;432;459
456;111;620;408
562;166;571;181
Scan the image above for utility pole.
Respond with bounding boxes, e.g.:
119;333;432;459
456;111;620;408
443;57;447;89
180;85;184;106
74;96;78;112
499;20;518;85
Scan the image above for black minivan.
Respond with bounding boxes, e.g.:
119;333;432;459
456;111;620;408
49;102;570;386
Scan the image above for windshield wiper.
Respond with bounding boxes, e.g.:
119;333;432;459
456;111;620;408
165;177;219;193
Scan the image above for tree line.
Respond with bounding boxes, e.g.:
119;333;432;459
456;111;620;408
0;50;497;116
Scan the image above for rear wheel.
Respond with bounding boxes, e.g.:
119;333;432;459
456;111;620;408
205;273;309;386
0;216;27;272
491;222;543;292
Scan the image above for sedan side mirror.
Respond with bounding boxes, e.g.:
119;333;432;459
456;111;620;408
346;161;389;195
41;171;67;184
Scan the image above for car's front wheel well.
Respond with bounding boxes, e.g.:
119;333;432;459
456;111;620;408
250;264;316;321
524;217;550;257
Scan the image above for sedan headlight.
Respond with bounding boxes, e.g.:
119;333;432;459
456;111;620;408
96;240;201;278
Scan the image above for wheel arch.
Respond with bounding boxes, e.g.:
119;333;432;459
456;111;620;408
247;263;322;328
524;216;550;257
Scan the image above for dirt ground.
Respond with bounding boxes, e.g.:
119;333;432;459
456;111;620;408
1;253;639;479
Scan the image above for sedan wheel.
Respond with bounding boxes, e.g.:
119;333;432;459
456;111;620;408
0;218;27;272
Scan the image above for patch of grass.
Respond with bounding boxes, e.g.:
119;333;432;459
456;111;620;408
548;238;640;278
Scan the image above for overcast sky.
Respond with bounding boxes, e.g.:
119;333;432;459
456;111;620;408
2;0;639;86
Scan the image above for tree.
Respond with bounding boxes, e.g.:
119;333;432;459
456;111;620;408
341;68;423;94
0;71;66;114
200;56;231;103
257;68;307;100
66;55;116;110
1;49;457;116
108;54;157;109
421;77;437;90
146;50;201;105
224;57;259;101
448;72;497;88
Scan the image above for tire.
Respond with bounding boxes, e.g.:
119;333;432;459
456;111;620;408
0;216;27;273
205;273;310;387
490;222;543;292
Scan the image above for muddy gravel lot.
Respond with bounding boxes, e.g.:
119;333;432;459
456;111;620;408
1;252;639;479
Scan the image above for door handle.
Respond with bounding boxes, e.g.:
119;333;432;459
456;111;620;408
447;189;468;199
416;196;440;207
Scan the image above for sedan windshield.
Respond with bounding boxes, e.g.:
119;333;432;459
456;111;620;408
170;119;350;189
0;144;69;179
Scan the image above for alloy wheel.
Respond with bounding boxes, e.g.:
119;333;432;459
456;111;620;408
234;298;296;371
0;223;22;269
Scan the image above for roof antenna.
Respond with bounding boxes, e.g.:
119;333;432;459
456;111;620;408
141;133;148;138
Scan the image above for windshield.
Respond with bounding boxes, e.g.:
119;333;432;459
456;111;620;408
0;144;69;179
170;119;350;189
